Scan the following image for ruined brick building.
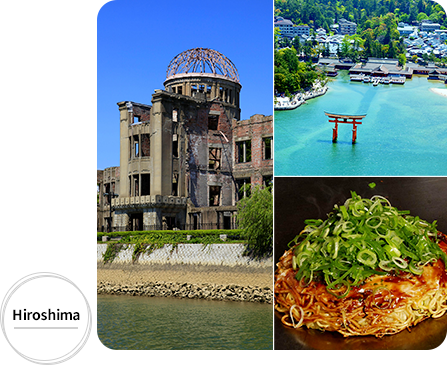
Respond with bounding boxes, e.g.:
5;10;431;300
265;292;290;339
98;48;272;232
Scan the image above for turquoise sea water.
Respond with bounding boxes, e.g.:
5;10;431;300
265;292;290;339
275;71;447;176
97;295;273;350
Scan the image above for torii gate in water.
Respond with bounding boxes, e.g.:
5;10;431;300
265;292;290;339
325;112;367;144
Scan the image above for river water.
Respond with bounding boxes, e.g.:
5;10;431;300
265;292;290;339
97;295;273;350
274;71;447;176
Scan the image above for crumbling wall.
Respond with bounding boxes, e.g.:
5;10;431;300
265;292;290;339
232;114;273;185
132;103;151;122
185;101;234;208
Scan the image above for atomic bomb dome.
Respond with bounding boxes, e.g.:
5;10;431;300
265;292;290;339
165;48;240;83
98;46;272;234
164;48;241;109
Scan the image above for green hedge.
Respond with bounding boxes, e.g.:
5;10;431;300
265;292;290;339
98;229;243;242
98;229;245;264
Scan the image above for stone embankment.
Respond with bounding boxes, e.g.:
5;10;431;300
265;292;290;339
97;280;272;304
274;81;328;110
97;243;273;304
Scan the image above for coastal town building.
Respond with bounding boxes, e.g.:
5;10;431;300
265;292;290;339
397;22;415;36
349;58;413;78
338;18;357;35
420;20;441;32
316;57;447;84
434;30;447;42
274;16;310;39
274;16;294;36
97;48;273;232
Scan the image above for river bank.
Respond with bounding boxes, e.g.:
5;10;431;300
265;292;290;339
97;243;273;304
97;266;272;303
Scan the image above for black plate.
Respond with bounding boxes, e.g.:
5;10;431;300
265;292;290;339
274;177;447;350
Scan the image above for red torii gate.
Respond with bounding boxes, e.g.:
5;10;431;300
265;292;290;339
325;112;367;144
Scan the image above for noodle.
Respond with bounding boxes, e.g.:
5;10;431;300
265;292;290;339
275;191;447;338
275;235;447;337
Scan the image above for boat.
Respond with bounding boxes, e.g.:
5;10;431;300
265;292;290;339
274;96;304;111
373;77;380;86
350;74;364;82
390;76;405;84
363;75;371;83
380;77;390;84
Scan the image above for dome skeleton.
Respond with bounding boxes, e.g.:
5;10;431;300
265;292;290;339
166;48;240;83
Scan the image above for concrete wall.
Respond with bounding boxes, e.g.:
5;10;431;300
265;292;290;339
97;243;272;269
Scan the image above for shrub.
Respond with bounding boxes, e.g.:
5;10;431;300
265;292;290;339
236;184;273;258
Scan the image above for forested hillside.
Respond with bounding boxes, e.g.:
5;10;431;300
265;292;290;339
274;0;447;94
274;0;446;30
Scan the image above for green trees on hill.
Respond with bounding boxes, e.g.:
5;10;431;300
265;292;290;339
275;47;323;95
275;0;446;31
275;0;445;63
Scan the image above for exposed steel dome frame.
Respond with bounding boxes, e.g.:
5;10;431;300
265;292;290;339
166;48;240;83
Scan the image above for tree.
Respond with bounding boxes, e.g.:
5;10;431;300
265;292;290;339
236;184;273;258
417;12;428;22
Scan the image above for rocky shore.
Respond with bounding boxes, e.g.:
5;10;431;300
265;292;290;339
97;280;272;304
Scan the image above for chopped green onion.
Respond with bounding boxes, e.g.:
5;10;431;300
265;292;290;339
357;249;377;267
379;260;393;271
392;257;408;269
289;192;446;297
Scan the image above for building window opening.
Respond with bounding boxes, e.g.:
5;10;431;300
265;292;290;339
173;109;178;122
133;175;139;196
177;86;182;94
104;183;111;204
263;137;272;160
208;114;219;130
209;186;221;206
172;134;179;158
133;115;140;124
141;174;150;196
206;85;211;94
236;178;251;201
191;84;197;95
199;84;205;93
133;135;140;158
209;147;221;170
130;213;143;231
192;213;200;230
219;87;223;100
163;216;176;230
236;140;251;163
141;134;150;157
223;214;232;229
172;173;178;196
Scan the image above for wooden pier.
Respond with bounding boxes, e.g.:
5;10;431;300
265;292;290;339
325;112;367;144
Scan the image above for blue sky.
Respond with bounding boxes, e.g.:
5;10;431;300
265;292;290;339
97;0;273;169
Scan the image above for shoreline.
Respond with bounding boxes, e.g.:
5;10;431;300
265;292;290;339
97;265;273;304
275;81;328;111
430;87;447;98
97;243;273;303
